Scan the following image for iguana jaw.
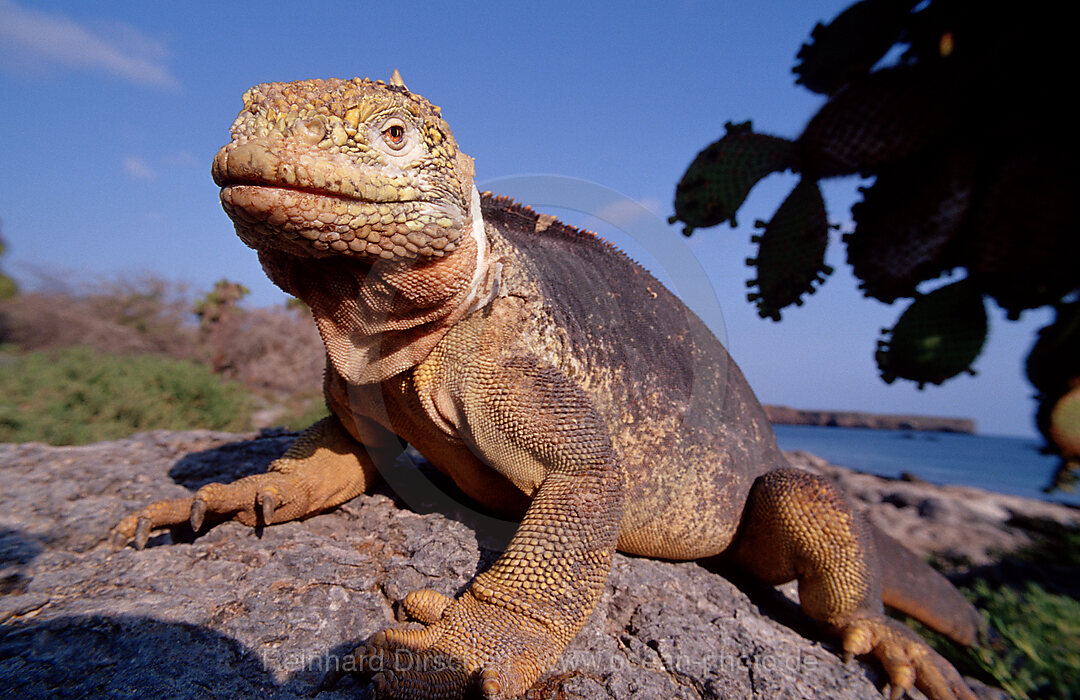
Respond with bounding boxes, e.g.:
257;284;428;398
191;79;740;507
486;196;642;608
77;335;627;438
211;77;475;263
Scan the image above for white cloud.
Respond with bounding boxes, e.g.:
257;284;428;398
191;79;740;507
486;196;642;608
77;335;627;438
0;0;178;88
592;197;666;228
123;155;157;180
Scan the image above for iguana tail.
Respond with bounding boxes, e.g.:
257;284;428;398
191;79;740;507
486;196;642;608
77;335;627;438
872;525;982;646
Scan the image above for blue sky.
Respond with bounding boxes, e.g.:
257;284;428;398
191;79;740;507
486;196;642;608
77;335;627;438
0;0;1052;437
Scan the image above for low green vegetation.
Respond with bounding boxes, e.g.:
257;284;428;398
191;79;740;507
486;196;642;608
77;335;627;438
967;580;1079;699
910;580;1080;700
908;520;1080;699
0;346;251;445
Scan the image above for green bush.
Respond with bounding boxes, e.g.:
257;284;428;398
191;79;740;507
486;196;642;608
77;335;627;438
909;578;1080;699
0;346;251;445
967;580;1080;700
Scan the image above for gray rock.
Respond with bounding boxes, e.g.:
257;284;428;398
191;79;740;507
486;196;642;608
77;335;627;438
0;431;1024;698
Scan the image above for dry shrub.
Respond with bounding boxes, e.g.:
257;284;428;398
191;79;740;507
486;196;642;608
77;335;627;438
0;277;197;356
199;305;324;395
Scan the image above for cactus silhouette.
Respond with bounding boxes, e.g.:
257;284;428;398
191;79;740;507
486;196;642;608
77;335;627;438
671;0;1079;489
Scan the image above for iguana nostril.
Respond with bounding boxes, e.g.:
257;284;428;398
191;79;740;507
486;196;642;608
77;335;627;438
215;142;281;183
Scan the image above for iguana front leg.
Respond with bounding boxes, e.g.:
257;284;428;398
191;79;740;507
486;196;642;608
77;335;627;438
111;414;391;548
353;356;624;699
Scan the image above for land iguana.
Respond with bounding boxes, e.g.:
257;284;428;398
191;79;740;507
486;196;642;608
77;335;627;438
113;72;983;700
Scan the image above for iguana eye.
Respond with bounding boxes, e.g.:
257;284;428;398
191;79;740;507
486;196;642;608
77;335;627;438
382;122;407;149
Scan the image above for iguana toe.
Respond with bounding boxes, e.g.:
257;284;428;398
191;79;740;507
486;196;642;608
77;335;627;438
110;496;195;549
354;644;468;700
374;625;439;651
842;616;977;700
402;589;453;625
133;517;152;550
350;587;560;699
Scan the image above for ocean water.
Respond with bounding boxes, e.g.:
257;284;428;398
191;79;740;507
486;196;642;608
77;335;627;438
772;424;1080;508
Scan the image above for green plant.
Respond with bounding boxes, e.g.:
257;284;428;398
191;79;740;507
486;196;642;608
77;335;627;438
0;222;17;300
194;279;250;328
913;580;1080;699
0;346;251;445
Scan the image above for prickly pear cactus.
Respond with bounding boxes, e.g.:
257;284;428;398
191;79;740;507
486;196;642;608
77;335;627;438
845;149;972;303
968;149;1079;320
797;65;956;177
670;0;1079;490
1050;388;1080;459
671;122;799;235
1047;387;1080;491
1027;302;1080;490
746;178;832;320
793;0;919;95
875;279;986;388
1026;301;1080;397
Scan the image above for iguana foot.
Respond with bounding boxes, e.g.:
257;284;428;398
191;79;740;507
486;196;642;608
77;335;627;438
110;415;381;549
111;470;323;549
345;587;562;699
841;615;977;700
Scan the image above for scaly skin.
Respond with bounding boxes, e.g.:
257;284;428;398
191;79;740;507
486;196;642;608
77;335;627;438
112;74;981;699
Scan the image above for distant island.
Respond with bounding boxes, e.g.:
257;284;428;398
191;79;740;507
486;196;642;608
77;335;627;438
764;405;976;434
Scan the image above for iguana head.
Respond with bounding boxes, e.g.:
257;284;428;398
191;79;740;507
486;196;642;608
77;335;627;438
211;74;477;261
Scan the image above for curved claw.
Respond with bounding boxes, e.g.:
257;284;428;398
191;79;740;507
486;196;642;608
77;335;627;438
189;499;207;532
371;671;388;693
481;674;501;698
257;490;277;525
134;517;152;550
480;668;505;699
479;663;529;700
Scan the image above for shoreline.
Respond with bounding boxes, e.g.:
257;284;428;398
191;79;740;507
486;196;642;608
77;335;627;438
765;404;976;434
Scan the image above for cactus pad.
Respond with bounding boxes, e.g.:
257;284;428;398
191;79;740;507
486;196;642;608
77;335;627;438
875;278;986;388
1049;386;1080;458
672;122;799;235
746;178;832;320
797;65;955;177
845;150;972;303
968;150;1080;318
1047;386;1080;492
794;0;916;95
1026;301;1080;396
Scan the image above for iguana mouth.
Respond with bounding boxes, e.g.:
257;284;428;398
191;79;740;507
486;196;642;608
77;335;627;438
211;142;430;205
213;144;464;259
219;181;463;259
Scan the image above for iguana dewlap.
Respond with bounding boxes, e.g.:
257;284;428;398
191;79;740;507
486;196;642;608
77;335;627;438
114;74;983;700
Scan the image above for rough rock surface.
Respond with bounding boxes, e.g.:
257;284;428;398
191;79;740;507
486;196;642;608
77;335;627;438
3;431;1064;698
